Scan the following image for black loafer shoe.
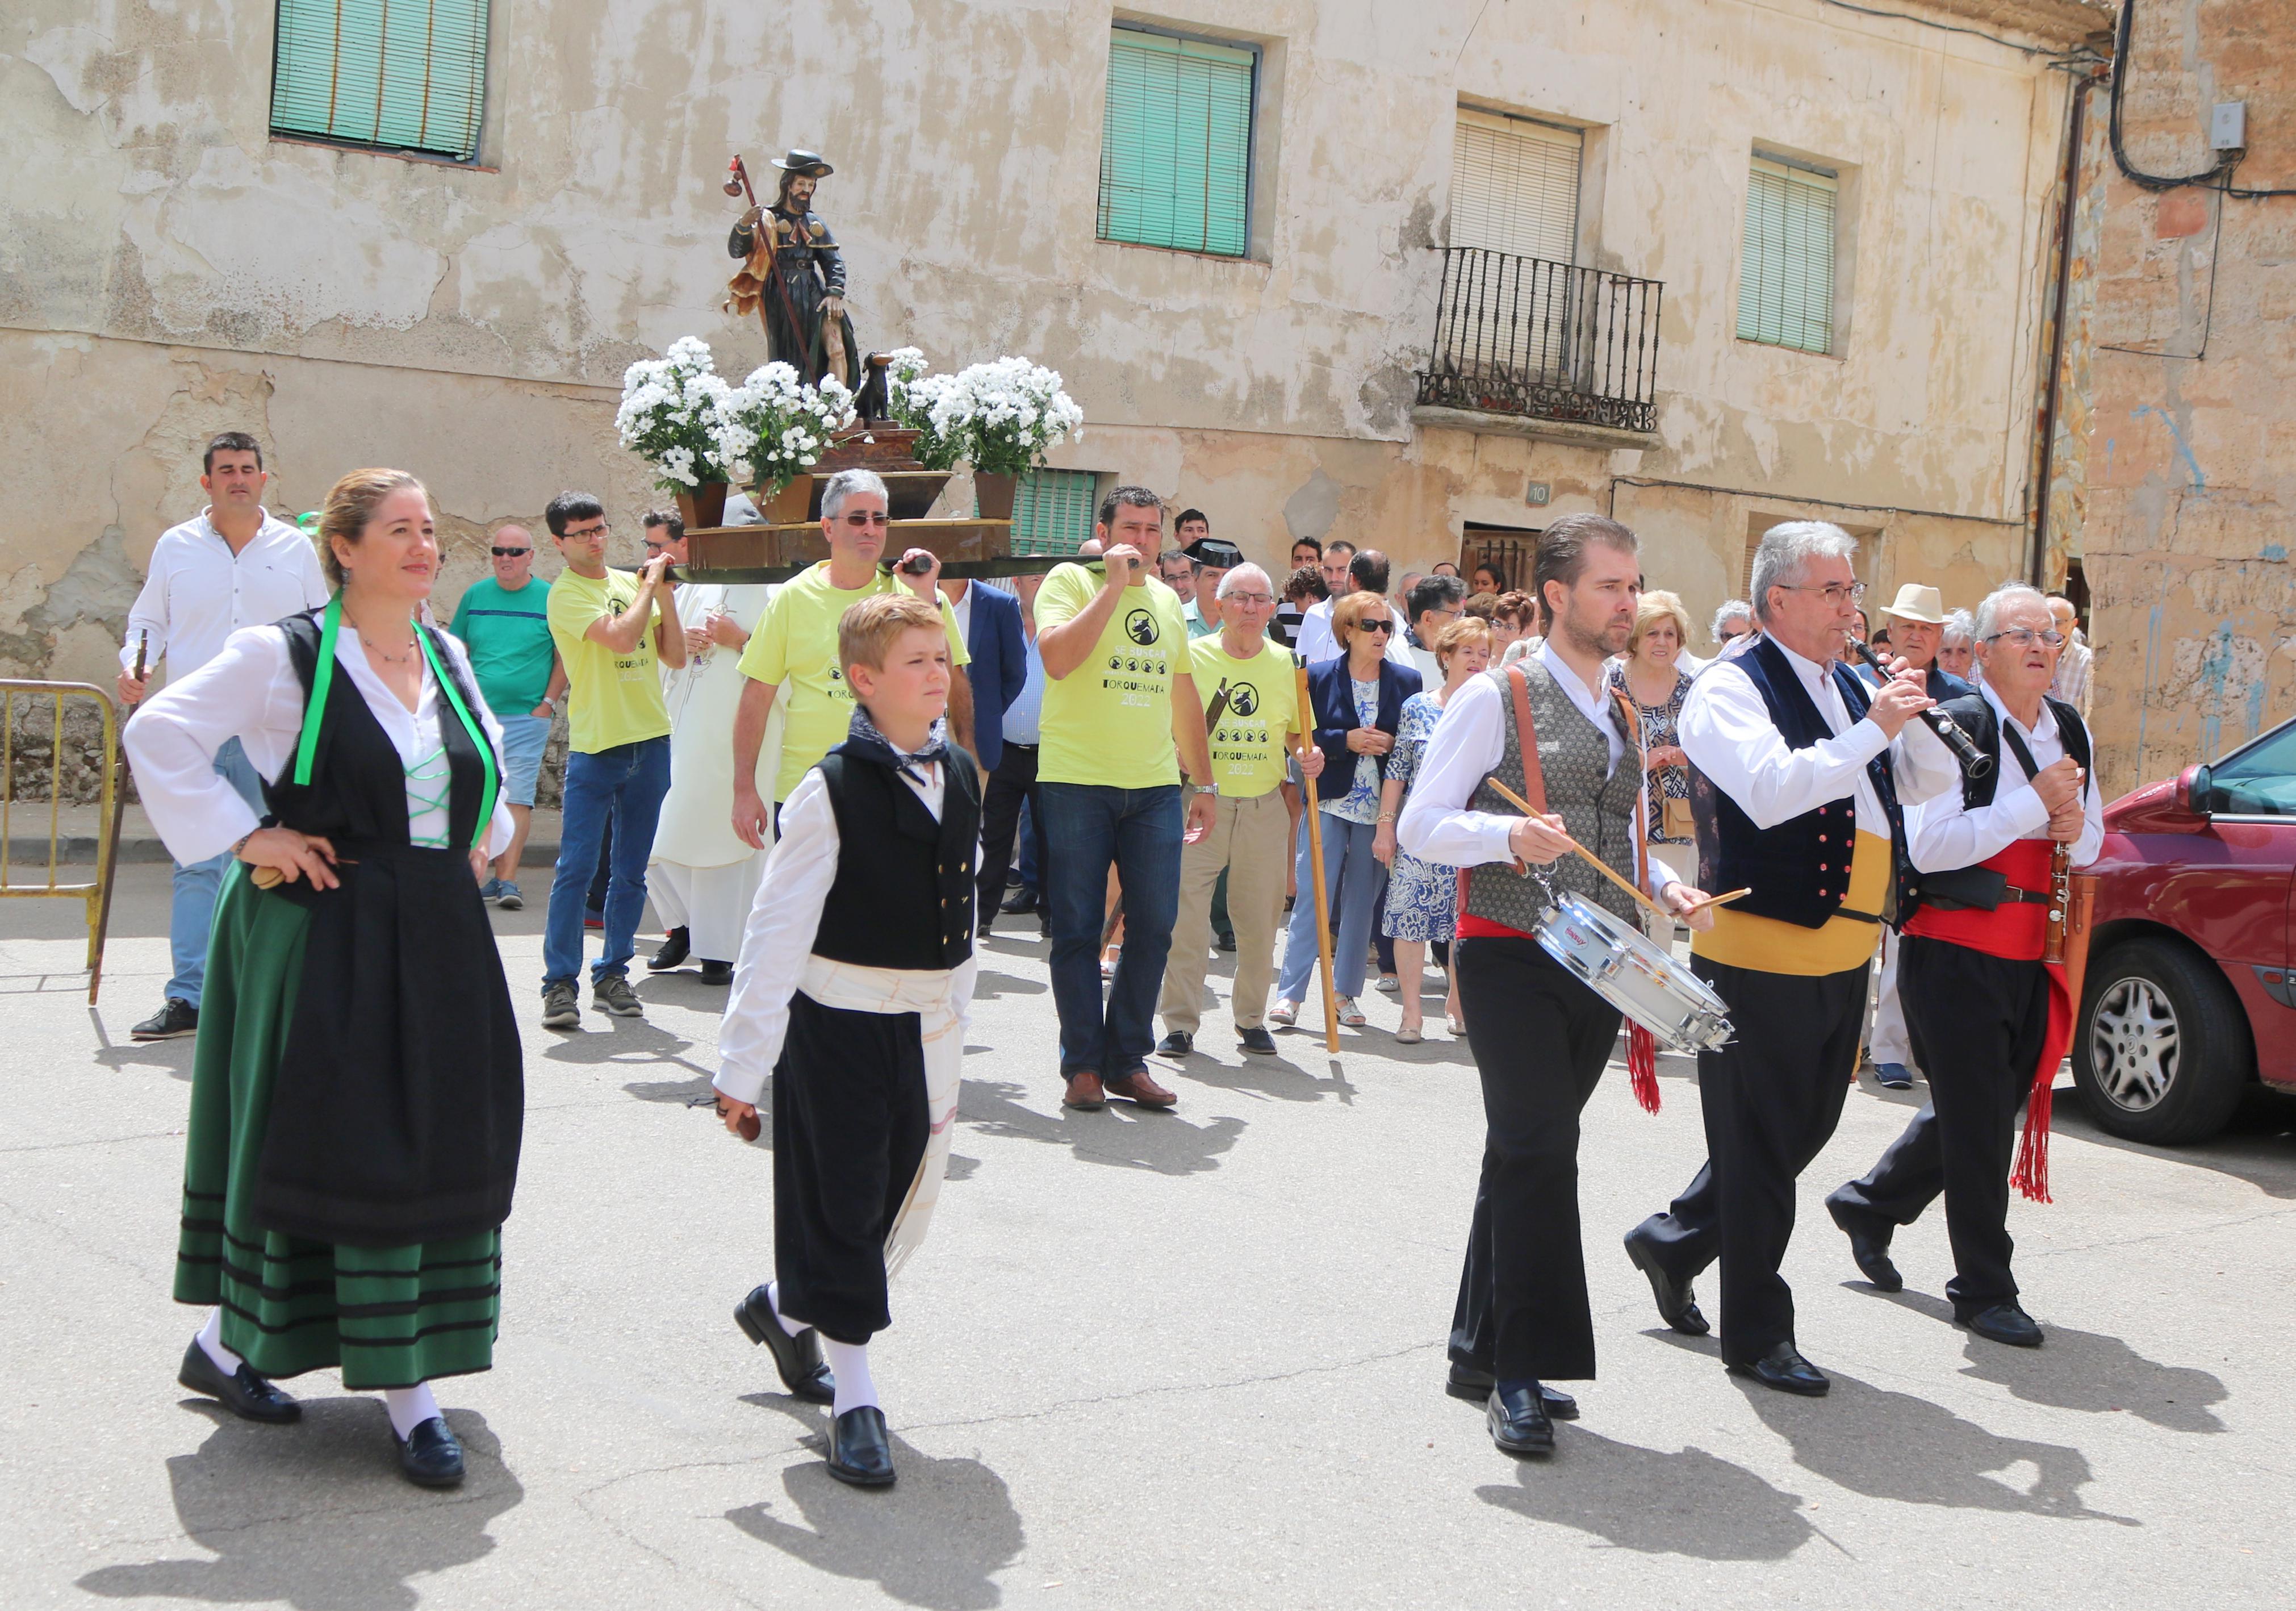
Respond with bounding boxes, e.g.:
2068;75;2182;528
648;928;691;971
133;998;199;1041
1237;1026;1278;1055
177;1339;300;1423
734;1286;835;1403
1000;887;1038;915
696;959;734;986
1624;1229;1711;1336
1446;1364;1576;1419
1827;1197;1903;1292
1215;932;1237;952
826;1405;896;1487
395;1416;465;1487
1956;1301;2043;1348
1728;1342;1830;1396
1156;1030;1193;1058
1487;1380;1555;1455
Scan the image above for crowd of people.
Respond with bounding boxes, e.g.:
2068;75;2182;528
116;429;2102;1485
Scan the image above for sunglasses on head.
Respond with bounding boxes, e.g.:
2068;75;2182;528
491;546;530;557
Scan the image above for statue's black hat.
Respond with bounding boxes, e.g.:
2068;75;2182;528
772;149;834;177
1180;536;1244;569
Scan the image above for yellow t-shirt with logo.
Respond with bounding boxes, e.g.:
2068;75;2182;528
736;561;972;800
1035;565;1190;789
546;568;672;754
1190;636;1298;799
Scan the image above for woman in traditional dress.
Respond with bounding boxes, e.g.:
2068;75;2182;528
126;468;523;1489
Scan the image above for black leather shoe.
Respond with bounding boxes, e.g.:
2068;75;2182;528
1215;931;1237;952
648;928;690;971
1957;1301;2043;1348
1827;1197;1903;1292
1624;1230;1710;1336
826;1405;896;1487
734;1286;835;1403
1728;1343;1830;1396
1000;886;1039;915
1486;1380;1555;1454
395;1416;465;1487
1156;1030;1193;1058
696;959;734;986
133;998;199;1041
177;1339;300;1423
1446;1363;1576;1419
1237;1026;1278;1055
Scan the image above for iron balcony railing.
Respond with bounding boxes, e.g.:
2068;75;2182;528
1416;247;1663;435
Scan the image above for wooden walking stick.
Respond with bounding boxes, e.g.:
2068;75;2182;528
1293;663;1341;1053
88;632;145;1004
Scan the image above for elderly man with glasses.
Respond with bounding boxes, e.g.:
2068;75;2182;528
450;522;567;909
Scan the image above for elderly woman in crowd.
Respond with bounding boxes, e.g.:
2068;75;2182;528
1937;608;1977;683
1272;589;1422;1031
1498;591;1544;665
1707;598;1758;669
1607;590;1699;928
1375;617;1491;1042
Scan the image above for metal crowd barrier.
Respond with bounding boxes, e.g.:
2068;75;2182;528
0;681;122;1002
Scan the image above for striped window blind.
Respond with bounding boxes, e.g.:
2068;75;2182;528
270;0;491;162
1097;28;1254;257
1010;470;1099;557
1738;155;1838;354
1449;109;1581;262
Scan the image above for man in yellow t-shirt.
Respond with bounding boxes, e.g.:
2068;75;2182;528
1034;486;1218;1112
729;469;972;842
1156;563;1324;1059
539;491;686;1028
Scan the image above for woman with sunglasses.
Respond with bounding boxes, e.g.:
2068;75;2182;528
1271;590;1422;1030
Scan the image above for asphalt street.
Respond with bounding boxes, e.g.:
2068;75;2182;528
5;865;2291;1609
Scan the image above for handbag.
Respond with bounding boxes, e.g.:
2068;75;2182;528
1661;792;1696;843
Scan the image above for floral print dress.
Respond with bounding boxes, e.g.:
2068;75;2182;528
1607;661;1693;845
1381;691;1457;942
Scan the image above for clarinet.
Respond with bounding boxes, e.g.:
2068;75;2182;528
1843;638;1993;779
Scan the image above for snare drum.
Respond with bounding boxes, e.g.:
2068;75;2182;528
1532;893;1734;1054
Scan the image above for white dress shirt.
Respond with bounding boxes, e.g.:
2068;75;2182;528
1675;637;1958;838
1293;596;1416;668
714;751;978;1105
1396;642;1667;895
124;621;515;867
947;581;975;649
1907;678;2104;873
122;509;331;679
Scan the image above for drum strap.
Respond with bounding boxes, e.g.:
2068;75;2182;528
1504;662;1547;812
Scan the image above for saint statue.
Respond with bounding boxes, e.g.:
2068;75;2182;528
724;149;862;389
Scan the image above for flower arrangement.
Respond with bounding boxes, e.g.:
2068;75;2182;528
708;363;857;493
890;356;1084;477
614;337;734;490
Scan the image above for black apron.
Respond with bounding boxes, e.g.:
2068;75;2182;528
251;611;524;1247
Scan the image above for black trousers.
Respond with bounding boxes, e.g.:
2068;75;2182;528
1449;936;1622;1382
1828;935;2049;1309
976;742;1047;916
1636;954;1869;1367
772;992;929;1346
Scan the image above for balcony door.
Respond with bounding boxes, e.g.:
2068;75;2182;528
1447;110;1584;382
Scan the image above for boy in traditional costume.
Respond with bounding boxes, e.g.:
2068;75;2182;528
711;592;979;1488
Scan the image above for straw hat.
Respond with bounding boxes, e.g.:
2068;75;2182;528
1880;583;1946;624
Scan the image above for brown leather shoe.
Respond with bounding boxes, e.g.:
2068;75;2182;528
1062;1071;1107;1110
1103;1069;1178;1108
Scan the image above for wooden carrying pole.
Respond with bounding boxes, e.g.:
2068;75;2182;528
87;635;144;1003
1293;663;1341;1053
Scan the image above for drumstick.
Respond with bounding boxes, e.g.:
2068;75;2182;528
1682;887;1750;915
1482;778;1678;925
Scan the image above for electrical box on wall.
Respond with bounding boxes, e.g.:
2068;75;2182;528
2211;101;2247;151
1525;482;1551;507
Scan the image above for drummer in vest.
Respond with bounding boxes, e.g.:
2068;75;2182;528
1622;521;1960;1397
1398;514;1716;1456
1824;583;2102;1347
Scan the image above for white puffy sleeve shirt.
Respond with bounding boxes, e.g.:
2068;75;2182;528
124;621;515;867
1906;681;2105;874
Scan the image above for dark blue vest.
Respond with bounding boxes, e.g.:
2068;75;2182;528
1693;636;1908;929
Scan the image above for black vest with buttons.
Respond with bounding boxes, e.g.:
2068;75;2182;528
810;742;981;970
1931;692;2092;812
1697;635;1910;929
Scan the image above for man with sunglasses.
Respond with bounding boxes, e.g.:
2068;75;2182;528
451;523;566;909
730;470;972;848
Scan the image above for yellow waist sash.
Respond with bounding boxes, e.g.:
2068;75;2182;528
1692;829;1892;978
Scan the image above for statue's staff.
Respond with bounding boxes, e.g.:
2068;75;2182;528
723;155;825;381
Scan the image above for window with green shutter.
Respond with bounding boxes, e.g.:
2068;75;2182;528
270;0;491;162
1737;154;1838;355
1010;470;1100;557
1097;28;1256;258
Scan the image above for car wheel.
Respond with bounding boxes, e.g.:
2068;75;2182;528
2072;937;2253;1145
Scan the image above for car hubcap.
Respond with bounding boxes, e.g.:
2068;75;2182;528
2088;977;2180;1112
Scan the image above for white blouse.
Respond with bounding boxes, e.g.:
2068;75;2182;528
124;620;515;867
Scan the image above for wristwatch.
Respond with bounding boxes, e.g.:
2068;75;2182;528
538;697;557;716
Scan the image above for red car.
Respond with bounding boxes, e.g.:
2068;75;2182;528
2075;719;2296;1143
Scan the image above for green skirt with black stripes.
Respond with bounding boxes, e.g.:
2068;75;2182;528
172;870;501;1389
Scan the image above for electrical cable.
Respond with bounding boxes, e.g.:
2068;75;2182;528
2106;0;2294;198
1815;0;2085;60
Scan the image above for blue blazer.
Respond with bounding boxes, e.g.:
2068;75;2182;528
962;583;1028;773
1306;656;1423;803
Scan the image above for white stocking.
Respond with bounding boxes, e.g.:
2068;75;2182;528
383;1382;442;1440
819;1338;877;1417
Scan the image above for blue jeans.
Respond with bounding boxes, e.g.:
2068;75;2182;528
166;738;265;1007
543;737;671;988
1038;781;1183;1078
1278;811;1388;1003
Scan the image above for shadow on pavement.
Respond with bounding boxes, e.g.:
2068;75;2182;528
1168;1050;1360;1106
2050;1090;2296;1200
78;1401;522;1610
956;1078;1243;1175
1476;1429;1818;1560
725;1399;1023;1610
